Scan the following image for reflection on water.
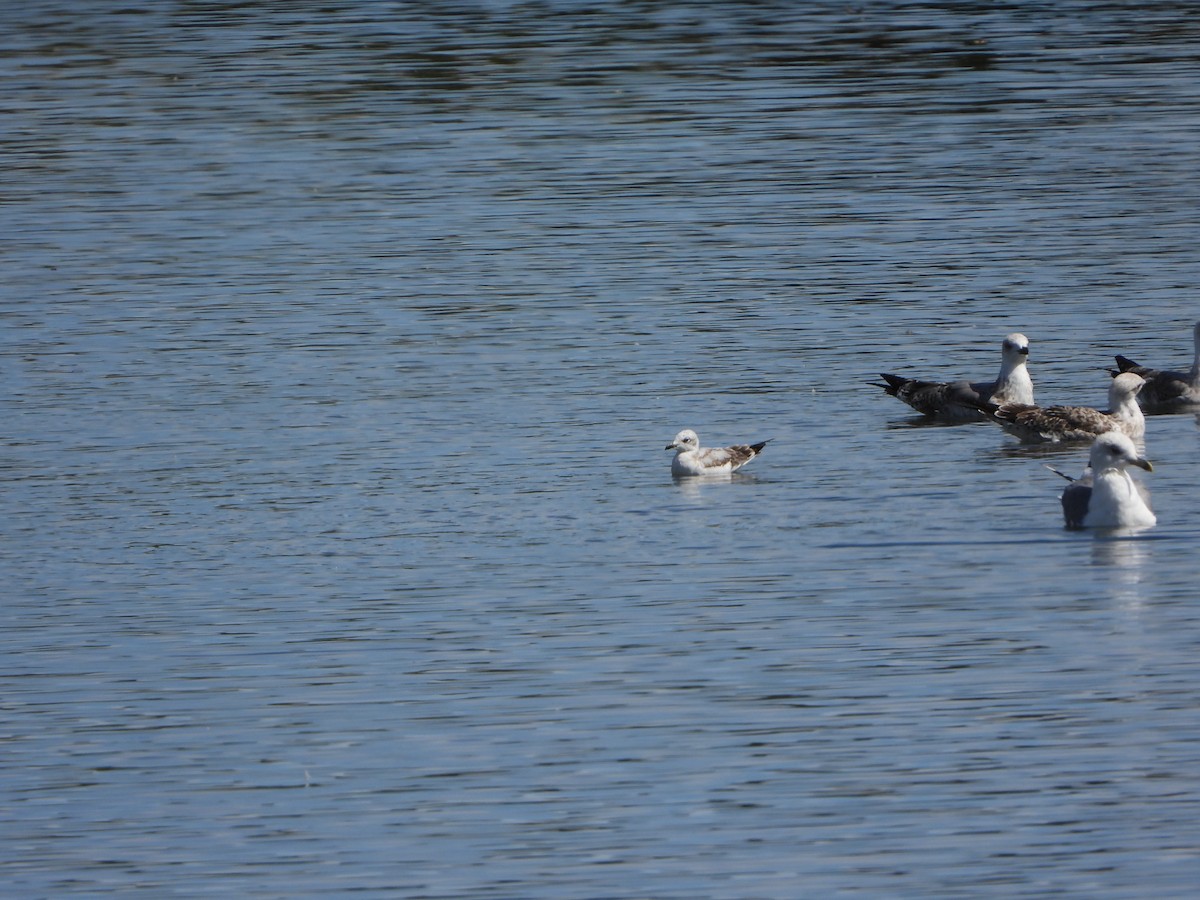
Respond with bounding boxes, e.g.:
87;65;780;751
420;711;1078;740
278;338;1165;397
4;2;1200;897
1090;533;1153;603
670;470;762;500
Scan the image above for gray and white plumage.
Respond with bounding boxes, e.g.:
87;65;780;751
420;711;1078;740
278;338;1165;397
876;333;1033;422
1111;321;1200;414
1059;431;1155;529
665;429;768;477
979;372;1146;444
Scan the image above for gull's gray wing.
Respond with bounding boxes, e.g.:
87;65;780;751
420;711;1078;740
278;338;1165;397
1060;472;1093;529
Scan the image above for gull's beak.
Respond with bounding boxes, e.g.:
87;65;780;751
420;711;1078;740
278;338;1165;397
665;442;677;451
1018;346;1030;355
1131;457;1153;473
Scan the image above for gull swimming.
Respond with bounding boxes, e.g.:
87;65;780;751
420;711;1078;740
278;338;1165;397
977;372;1145;444
665;429;768;477
876;332;1033;422
1110;320;1200;414
1057;431;1156;529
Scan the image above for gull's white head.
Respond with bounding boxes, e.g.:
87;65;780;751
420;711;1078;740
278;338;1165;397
1088;430;1153;474
666;429;700;453
1001;333;1030;362
1108;371;1145;404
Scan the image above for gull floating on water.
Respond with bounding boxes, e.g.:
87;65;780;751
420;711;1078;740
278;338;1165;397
1110;320;1200;414
1057;431;1156;529
876;333;1033;422
665;429;768;477
977;372;1145;444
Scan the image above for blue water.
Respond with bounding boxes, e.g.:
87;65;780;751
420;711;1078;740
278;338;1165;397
3;2;1200;896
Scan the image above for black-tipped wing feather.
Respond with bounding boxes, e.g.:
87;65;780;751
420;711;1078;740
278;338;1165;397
696;440;769;471
877;374;986;421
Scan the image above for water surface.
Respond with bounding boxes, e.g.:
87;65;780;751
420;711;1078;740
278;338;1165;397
3;2;1200;896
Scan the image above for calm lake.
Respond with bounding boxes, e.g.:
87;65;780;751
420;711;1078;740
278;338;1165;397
3;1;1200;896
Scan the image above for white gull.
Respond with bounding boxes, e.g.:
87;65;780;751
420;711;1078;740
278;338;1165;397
1057;431;1156;530
665;429;768;477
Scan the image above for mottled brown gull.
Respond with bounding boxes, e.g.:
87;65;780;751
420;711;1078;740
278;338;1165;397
978;372;1145;444
665;429;768;477
876;333;1033;422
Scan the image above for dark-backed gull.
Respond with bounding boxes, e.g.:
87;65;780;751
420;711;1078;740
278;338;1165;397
665;429;768;477
1111;321;1200;414
876;333;1032;422
1059;431;1155;529
978;372;1145;444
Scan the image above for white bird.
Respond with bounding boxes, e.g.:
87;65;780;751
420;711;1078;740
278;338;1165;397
978;372;1145;444
1111;320;1200;414
665;429;768;477
876;332;1033;422
1058;431;1156;529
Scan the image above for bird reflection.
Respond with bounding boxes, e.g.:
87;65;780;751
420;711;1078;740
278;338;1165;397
672;470;759;501
1091;536;1151;609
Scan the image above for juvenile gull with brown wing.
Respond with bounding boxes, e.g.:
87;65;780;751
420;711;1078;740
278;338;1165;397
978;372;1145;444
876;332;1033;422
665;429;769;477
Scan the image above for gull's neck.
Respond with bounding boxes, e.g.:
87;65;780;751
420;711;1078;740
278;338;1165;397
1110;388;1144;424
995;353;1033;403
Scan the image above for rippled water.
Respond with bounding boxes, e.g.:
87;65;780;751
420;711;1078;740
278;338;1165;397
4;2;1200;896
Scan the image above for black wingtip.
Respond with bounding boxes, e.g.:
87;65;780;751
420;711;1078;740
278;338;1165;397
875;373;907;397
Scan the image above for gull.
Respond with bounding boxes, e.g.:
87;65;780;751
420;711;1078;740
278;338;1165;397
1057;431;1156;529
977;372;1145;444
875;333;1032;422
1110;321;1200;414
665;429;768;477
